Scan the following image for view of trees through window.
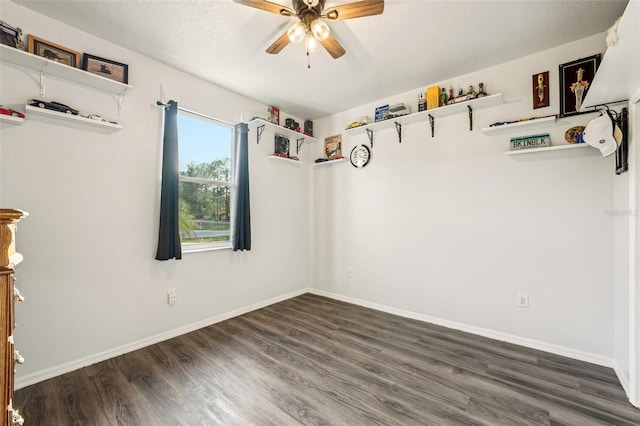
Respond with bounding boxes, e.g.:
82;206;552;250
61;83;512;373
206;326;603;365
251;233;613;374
178;112;233;247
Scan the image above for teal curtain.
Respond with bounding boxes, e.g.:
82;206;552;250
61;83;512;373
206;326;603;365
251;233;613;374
232;123;251;251
155;100;182;260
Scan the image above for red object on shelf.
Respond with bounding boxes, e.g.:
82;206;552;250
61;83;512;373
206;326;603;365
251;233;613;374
268;106;280;125
0;107;25;118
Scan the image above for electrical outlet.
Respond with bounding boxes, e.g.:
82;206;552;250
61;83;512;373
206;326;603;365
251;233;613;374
346;267;352;277
168;288;177;305
517;293;529;308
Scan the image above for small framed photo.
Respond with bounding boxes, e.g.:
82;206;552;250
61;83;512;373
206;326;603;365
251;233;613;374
82;53;129;84
558;54;601;117
324;134;342;160
532;71;549;109
28;34;80;68
274;135;290;156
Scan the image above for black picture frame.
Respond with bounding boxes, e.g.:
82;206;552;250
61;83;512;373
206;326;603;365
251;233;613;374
82;53;129;84
558;54;601;117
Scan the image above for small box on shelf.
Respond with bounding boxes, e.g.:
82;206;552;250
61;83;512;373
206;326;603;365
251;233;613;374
375;105;389;122
268;106;279;125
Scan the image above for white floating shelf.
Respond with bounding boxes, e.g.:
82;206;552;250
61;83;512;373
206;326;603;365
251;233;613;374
1;44;132;95
313;158;346;167
0;114;24;127
26;105;122;132
505;144;593;156
345;93;503;135
249;118;319;145
267;155;304;165
481;115;557;135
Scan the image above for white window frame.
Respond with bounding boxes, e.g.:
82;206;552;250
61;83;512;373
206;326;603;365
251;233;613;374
177;109;234;253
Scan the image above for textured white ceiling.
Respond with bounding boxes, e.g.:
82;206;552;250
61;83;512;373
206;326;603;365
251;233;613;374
12;0;629;120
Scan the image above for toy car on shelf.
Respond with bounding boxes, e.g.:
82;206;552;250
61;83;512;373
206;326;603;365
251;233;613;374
345;116;371;130
0;106;25;118
28;99;79;115
81;114;109;122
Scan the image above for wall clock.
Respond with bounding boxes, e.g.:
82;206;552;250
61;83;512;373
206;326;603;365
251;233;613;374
350;144;371;168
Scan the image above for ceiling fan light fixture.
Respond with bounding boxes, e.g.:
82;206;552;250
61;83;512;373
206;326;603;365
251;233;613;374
310;19;330;41
287;21;306;44
305;32;320;53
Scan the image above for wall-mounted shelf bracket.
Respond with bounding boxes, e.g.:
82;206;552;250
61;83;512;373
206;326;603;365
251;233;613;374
296;137;305;154
366;128;374;148
39;63;48;97
395;122;402;143
256;124;265;144
117;89;128;116
428;114;435;137
468;105;473;131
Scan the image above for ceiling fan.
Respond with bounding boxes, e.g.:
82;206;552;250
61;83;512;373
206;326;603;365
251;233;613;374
233;0;384;60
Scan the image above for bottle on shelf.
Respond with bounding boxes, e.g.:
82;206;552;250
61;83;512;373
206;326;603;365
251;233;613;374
418;93;426;112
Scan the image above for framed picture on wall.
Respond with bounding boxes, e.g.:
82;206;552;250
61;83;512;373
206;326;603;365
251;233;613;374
558;54;601;117
532;71;549;109
28;34;80;68
274;134;290;157
324;134;342;160
82;53;129;84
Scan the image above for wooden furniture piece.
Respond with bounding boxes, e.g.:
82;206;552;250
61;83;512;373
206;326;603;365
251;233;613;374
1;209;27;426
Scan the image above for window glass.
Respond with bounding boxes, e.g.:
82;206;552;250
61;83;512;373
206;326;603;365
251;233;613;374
178;111;233;251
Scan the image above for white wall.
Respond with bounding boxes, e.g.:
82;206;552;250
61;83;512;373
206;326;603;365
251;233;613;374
632;101;640;406
1;2;312;387
1;1;634;393
613;102;634;396
313;33;617;363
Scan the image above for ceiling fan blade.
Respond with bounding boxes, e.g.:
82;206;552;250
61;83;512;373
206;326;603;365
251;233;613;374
324;0;384;21
233;0;295;16
320;33;346;59
266;31;291;54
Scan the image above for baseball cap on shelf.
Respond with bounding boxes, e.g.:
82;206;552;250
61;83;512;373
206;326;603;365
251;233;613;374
583;111;621;157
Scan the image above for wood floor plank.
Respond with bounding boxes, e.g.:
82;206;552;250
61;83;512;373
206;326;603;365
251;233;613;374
233;312;484;425
13;293;640;425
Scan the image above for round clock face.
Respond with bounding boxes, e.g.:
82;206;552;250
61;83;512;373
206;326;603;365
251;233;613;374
350;144;371;168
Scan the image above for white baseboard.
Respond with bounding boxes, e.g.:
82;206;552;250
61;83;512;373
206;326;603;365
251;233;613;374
307;289;615;368
16;286;617;390
614;359;631;396
14;288;308;390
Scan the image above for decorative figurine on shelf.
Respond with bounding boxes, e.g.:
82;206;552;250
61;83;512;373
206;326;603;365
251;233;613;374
439;88;448;107
466;85;477;99
477;82;487;98
448;87;455;102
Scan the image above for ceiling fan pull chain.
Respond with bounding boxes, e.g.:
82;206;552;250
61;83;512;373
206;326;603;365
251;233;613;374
307;51;311;69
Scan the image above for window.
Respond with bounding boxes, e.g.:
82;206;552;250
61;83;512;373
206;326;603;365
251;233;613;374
178;110;233;251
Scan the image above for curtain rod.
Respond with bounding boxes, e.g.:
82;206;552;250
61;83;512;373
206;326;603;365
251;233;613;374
156;101;235;127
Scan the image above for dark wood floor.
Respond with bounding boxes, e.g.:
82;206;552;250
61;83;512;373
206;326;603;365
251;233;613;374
14;293;640;425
